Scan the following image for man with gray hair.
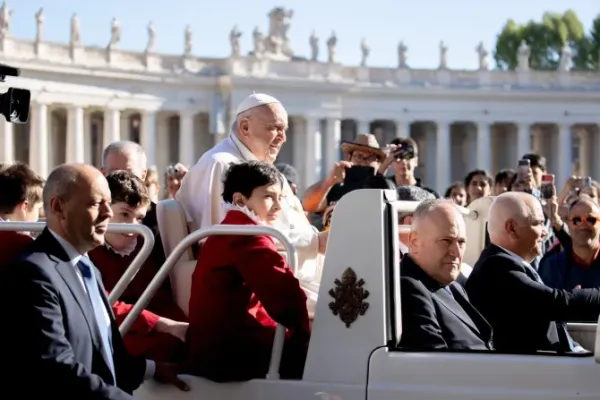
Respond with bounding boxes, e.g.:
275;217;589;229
467;191;600;354
396;185;435;255
399;198;493;350
176;93;326;296
102;140;148;180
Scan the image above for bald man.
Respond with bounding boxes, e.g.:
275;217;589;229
399;199;493;350
467;192;600;354
0;164;187;399
176;93;326;289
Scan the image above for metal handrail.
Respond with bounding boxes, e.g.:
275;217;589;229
391;200;479;220
0;221;155;306
121;225;298;381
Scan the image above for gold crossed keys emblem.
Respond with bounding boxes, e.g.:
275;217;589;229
328;267;370;328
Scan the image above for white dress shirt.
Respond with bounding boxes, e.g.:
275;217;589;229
49;230;156;379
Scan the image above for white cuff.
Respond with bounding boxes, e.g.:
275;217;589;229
144;360;156;380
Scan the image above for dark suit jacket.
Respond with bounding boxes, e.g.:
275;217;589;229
399;255;493;351
143;201;166;265
466;244;600;354
0;229;146;399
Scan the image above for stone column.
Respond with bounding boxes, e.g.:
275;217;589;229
66;105;85;163
30;103;50;178
515;122;531;162
304;116;319;188
577;128;591;177
476;121;492;172
0;119;14;163
179;111;196;167
356;119;370;136
435;121;451;193
556;123;572;187
324;118;341;170
395;120;410;139
103;108;121;150
593;125;600;181
141;111;157;167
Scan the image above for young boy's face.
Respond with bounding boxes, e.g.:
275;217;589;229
105;202;147;250
240;182;283;225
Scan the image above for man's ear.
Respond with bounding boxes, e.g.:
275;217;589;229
408;230;418;252
238;117;250;137
49;197;63;216
141;169;148;181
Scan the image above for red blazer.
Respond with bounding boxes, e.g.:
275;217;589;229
89;238;186;322
0;230;160;334
186;209;310;382
0;231;35;269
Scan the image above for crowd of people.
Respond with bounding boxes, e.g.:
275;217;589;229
0;91;599;398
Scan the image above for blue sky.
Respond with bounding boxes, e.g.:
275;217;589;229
9;0;599;70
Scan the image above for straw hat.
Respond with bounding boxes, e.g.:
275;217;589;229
340;134;386;160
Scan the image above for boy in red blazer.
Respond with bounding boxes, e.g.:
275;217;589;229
89;170;187;362
186;161;310;382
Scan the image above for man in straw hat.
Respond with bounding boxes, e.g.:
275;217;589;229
303;133;387;213
177;93;326;290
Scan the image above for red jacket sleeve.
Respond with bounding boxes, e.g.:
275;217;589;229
232;235;309;330
111;298;160;334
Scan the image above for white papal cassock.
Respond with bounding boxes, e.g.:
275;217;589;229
176;132;321;308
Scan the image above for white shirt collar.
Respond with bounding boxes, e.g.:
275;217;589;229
230;134;259;162
49;229;84;266
105;237;138;257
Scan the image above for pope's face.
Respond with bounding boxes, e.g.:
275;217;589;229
238;103;288;164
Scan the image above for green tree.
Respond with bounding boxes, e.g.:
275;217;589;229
493;10;598;71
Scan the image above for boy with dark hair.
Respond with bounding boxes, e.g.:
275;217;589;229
89;170;187;362
0;162;44;266
187;160;310;382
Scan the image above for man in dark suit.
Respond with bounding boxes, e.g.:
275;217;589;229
0;164;189;399
399;199;493;350
467;191;600;354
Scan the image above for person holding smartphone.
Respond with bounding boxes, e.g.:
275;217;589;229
302;134;386;213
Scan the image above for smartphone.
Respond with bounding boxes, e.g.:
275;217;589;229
540;174;555;199
583;177;592;188
342;165;376;196
518;159;530;181
344;165;375;185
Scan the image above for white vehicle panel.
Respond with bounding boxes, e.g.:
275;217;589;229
368;347;600;400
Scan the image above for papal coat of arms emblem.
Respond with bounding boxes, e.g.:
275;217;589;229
328;267;370;328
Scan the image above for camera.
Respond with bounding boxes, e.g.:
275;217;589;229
393;143;415;160
0;63;31;124
167;165;181;176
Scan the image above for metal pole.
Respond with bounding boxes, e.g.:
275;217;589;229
0;222;155;306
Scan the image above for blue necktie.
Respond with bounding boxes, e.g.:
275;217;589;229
77;257;116;381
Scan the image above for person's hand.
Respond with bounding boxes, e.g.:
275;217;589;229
317;230;329;254
378;144;398;174
542;193;560;224
326;161;352;185
154;362;190;391
154;317;189;342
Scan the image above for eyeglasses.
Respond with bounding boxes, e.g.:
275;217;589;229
351;153;380;163
569;215;600;226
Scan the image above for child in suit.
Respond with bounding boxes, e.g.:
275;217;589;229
186;161;310;382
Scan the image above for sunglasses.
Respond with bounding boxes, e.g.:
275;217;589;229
569;215;600;226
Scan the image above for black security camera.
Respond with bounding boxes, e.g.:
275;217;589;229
0;64;31;124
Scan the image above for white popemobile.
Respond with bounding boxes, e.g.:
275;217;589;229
1;189;599;399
